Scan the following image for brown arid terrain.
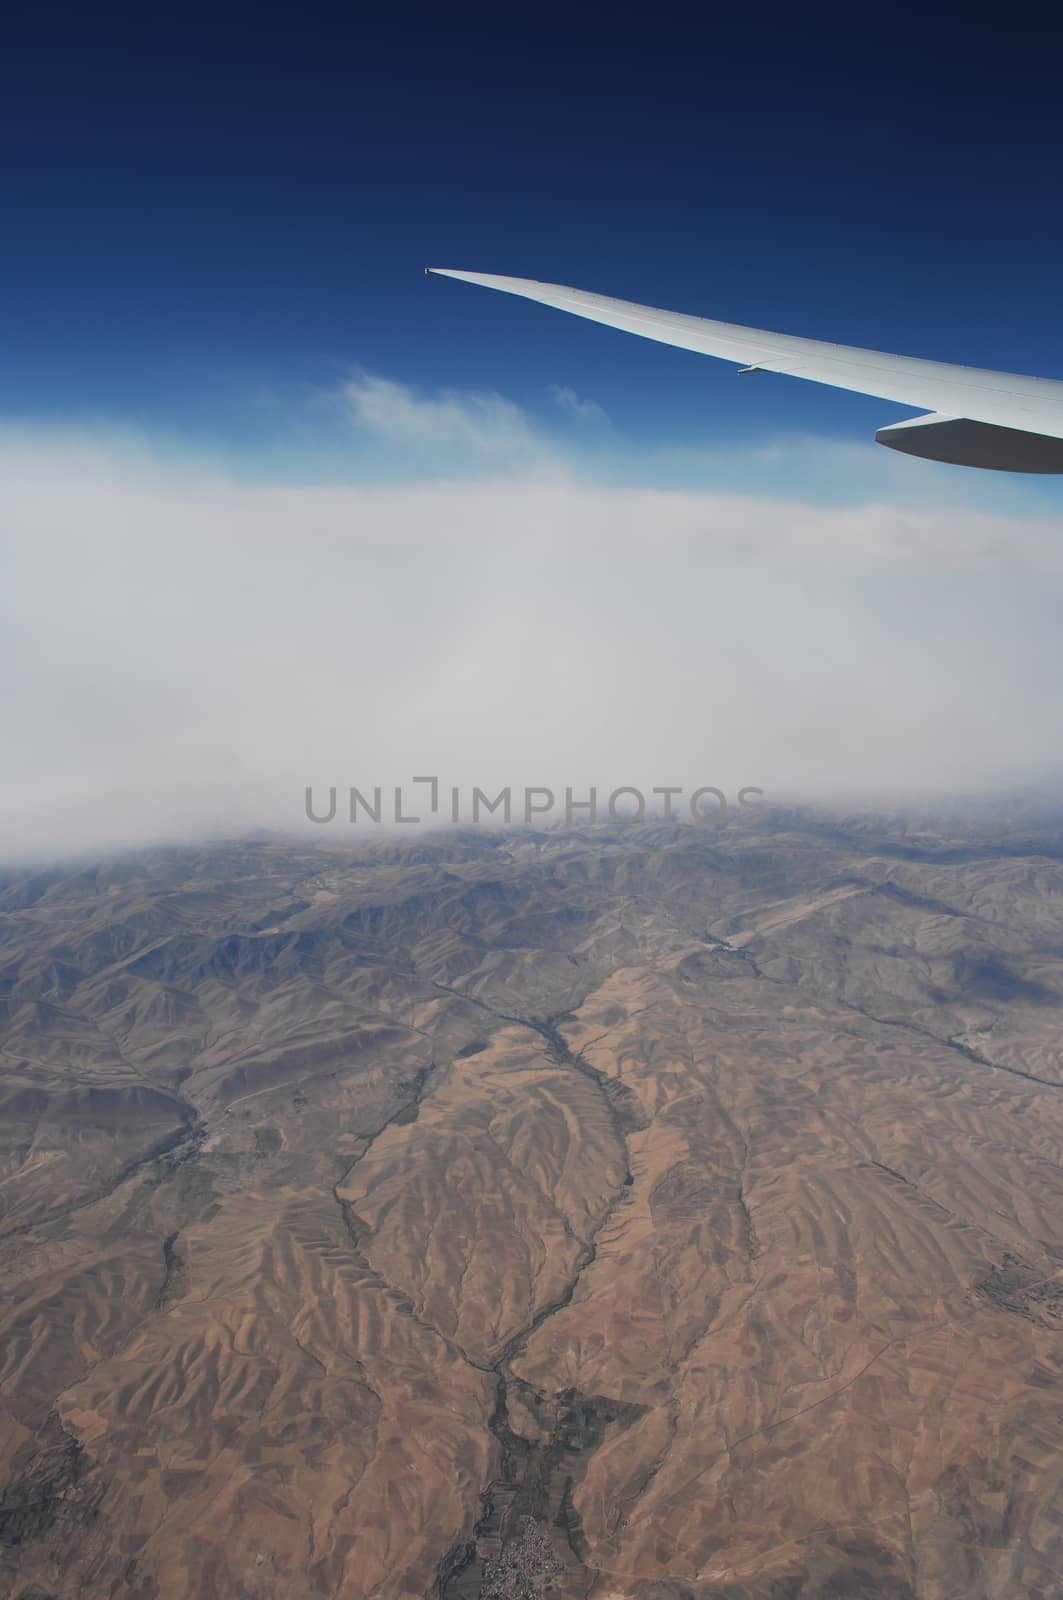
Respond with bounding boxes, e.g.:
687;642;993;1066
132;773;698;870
3;811;1063;1599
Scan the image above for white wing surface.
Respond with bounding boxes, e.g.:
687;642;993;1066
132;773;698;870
427;268;1063;472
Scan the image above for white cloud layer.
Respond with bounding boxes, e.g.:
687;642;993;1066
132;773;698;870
3;393;1063;860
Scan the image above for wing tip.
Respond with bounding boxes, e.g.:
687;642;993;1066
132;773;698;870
425;267;516;287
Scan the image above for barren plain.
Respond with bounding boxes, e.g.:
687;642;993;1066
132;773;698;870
3;812;1063;1598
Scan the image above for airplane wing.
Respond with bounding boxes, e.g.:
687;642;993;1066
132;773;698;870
426;268;1063;472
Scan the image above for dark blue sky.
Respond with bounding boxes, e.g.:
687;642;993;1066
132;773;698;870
3;1;1062;475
